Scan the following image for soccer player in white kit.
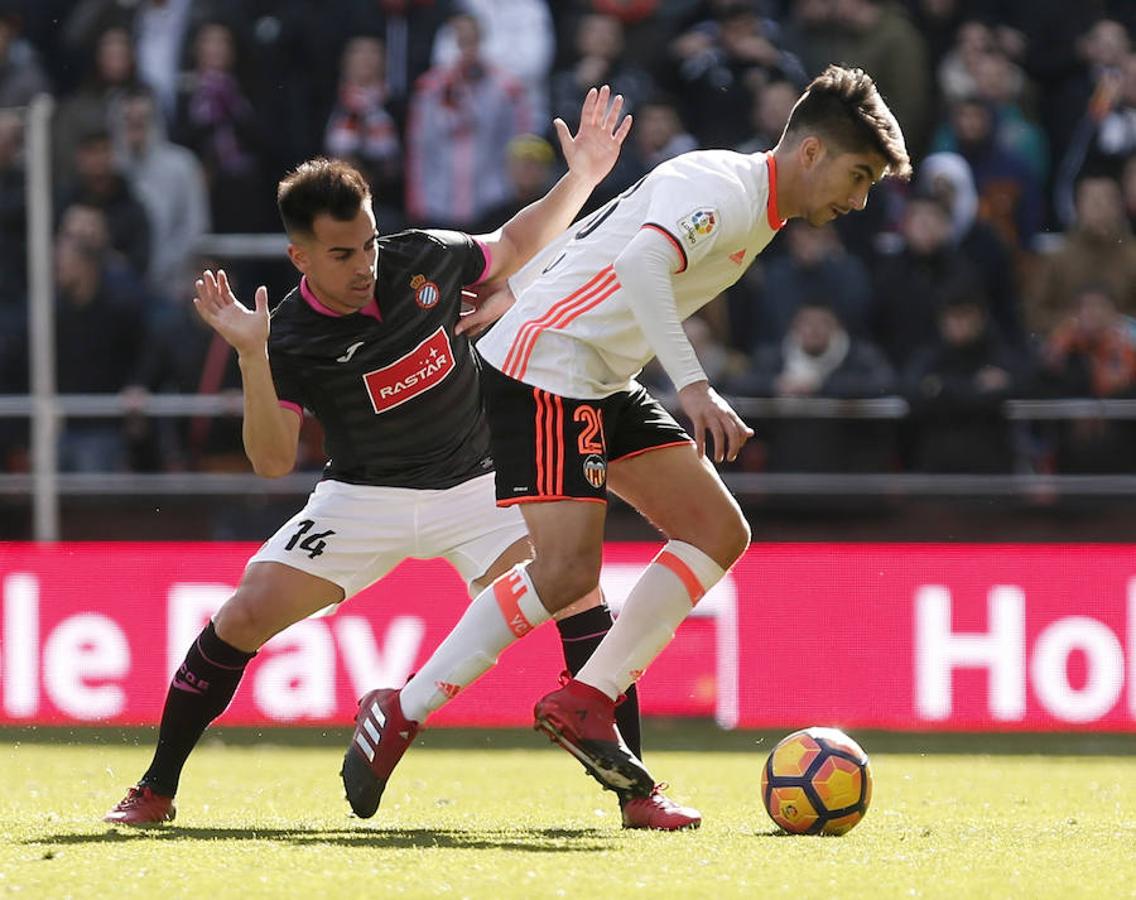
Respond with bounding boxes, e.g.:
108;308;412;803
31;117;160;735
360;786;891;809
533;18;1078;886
105;87;700;831
348;66;912;810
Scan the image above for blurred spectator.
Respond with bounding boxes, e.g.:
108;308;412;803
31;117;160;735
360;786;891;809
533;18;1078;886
603;94;697;197
729;300;894;398
1123;154;1136;232
968;50;1048;182
52;25;143;195
470;133;556;233
937;19;1002;106
668;2;806;148
405;12;532;227
324;34;403;223
125;298;245;472
779;0;844;78
1043;283;1136;398
56;201;155;324
0;8;50;107
725;300;896;472
53;230;145;472
903;278;1026;473
936;95;1042;248
1040;283;1136;472
1035;17;1131;200
830;0;931;154
1057;50;1136;225
549;13;654;131
111;86;210;299
873;194;981;368
58;0;213;122
736;77;798;154
1027;175;1136;337
431;0;553;123
57;124;152;278
172;20;274;233
917;152;1023;346
134;0;207;122
346;0;456;118
741;221;873;349
910;0;968;81
0;109;25;315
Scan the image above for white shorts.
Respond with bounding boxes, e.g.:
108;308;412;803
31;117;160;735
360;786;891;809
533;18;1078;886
248;472;529;605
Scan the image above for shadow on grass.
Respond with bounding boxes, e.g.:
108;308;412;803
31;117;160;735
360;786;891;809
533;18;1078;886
25;825;615;853
2;723;1134;756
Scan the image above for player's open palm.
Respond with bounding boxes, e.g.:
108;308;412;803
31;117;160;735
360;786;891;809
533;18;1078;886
678;381;754;464
192;269;269;357
555;84;632;186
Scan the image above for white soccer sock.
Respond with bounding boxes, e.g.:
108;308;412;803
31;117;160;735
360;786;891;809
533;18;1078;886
575;540;725;700
398;563;551;723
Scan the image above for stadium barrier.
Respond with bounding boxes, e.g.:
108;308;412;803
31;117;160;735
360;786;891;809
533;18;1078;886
0;542;1131;731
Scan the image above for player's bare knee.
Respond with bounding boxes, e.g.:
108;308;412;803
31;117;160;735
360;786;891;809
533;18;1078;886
527;554;600;611
687;507;749;570
213;588;270;651
724;513;752;566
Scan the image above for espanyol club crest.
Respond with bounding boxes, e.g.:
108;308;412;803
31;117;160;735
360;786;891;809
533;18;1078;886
410;273;441;309
582;454;607;489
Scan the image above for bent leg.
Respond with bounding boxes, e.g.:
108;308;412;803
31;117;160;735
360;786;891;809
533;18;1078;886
608;443;750;569
574;445;750;701
139;562;343;796
399;500;605;723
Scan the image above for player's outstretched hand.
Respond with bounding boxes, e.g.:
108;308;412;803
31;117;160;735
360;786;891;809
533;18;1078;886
192;269;269;357
554;84;632;187
455;283;517;338
677;380;754;464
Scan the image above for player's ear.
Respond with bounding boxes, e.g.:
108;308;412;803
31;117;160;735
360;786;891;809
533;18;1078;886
799;135;823;171
286;242;308;274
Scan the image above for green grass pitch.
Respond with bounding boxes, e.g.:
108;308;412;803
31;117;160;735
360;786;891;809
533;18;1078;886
0;727;1133;899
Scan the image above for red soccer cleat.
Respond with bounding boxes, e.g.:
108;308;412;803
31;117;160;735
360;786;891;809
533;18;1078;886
103;785;176;825
620;784;702;830
341;688;419;818
533;677;655;797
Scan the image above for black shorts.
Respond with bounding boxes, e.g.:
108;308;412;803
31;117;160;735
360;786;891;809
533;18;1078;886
479;359;692;505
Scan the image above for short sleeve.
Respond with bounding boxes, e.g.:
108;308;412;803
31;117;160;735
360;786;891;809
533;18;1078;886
422;229;490;286
641;172;746;273
268;348;306;414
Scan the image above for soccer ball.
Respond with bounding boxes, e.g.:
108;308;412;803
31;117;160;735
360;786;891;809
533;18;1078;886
760;727;872;835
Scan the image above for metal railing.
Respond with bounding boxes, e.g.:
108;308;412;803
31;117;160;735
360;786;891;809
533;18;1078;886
12;93;1136;540
5;393;1136;505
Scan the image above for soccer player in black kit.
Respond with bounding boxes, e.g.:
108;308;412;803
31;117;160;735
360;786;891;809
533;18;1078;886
104;86;699;830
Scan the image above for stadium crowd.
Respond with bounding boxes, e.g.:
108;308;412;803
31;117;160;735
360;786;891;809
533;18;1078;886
0;0;1134;478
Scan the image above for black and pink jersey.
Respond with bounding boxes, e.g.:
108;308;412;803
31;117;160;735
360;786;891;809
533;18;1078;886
268;229;493;489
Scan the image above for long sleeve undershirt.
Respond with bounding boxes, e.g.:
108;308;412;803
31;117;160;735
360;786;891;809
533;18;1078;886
611;227;706;392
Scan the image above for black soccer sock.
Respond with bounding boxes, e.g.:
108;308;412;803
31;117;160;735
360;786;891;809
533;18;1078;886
556;603;643;760
139;621;256;796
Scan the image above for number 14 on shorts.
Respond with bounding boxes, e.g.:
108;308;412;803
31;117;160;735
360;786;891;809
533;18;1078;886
284;519;336;559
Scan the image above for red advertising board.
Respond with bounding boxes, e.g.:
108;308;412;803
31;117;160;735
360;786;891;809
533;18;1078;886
0;542;1132;730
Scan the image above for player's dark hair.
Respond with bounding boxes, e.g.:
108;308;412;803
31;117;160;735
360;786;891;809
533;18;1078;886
782;65;912;180
277;157;372;238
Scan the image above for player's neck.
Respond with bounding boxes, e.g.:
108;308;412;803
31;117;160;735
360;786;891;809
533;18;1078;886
769;146;802;222
301;275;357;316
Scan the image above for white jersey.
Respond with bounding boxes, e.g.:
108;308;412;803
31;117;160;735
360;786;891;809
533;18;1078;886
477;149;786;398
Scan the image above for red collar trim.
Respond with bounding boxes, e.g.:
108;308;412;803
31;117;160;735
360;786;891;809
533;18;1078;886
765;152;786;231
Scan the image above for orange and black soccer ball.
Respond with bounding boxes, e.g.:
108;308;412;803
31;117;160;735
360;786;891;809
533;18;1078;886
760;727;873;835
